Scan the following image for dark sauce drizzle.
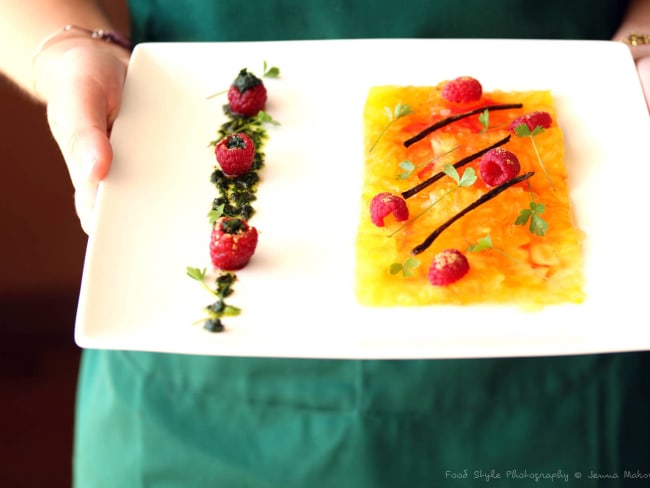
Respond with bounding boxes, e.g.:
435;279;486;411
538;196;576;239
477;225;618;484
403;103;523;148
411;171;534;256
401;135;511;200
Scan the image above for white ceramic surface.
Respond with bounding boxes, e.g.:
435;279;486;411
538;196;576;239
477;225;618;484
75;39;650;358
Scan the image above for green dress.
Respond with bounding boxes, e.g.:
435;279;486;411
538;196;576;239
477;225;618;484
75;1;650;486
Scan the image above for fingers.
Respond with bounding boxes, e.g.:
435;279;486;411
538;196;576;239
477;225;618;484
43;45;128;233
48;76;113;233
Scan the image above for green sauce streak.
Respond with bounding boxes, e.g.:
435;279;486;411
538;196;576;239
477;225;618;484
203;105;268;332
203;272;237;333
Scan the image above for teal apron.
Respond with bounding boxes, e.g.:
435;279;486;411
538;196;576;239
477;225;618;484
75;1;649;486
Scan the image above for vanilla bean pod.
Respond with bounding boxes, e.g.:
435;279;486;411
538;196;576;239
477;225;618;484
411;171;534;256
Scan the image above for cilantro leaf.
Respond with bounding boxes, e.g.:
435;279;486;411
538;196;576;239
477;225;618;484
515;208;533;226
186;266;207;281
515;202;548;236
529;213;549;236
530;201;545;214
513;123;532;137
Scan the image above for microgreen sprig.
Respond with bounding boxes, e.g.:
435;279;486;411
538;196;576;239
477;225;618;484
207;204;225;224
478;109;508;134
236;110;280;131
467;234;517;261
389;164;476;237
255;110;280;126
396;145;461;180
262;61;280;78
208;110;280;147
369;103;414;153
478;109;510;133
186;266;218;296
207;62;280;99
389;256;421;277
479;109;490;133
443;163;477;187
514;123;555;191
468;234;550;281
186;266;241;331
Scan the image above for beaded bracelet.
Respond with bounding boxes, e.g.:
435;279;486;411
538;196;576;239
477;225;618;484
32;25;133;95
622;32;650;47
33;24;133;61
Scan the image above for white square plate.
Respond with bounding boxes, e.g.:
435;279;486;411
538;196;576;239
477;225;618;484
75;39;650;358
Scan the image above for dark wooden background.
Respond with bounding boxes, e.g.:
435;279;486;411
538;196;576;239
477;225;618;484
0;4;128;485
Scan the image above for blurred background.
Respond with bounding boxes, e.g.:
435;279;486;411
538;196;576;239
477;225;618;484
0;3;128;485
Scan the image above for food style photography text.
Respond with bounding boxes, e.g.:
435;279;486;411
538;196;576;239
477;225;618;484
443;468;650;483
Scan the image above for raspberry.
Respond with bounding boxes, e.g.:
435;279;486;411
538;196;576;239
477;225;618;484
215;132;256;177
227;68;267;117
428;249;470;286
370;192;409;227
441;76;482;103
209;217;259;270
509;111;552;132
479;147;521;187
